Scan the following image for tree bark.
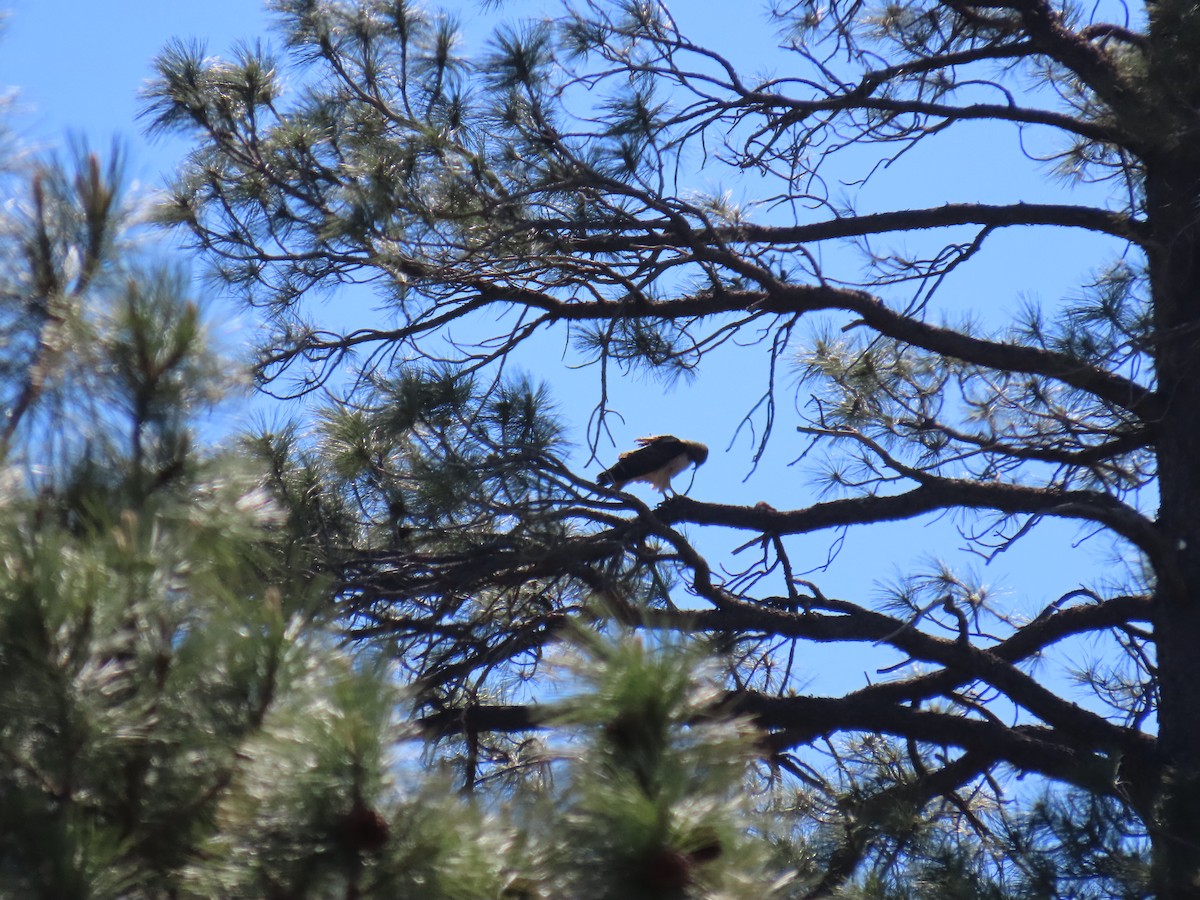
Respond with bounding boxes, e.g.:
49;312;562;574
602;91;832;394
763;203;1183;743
1146;142;1200;896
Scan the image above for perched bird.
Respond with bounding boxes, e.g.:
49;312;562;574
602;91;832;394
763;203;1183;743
597;435;709;494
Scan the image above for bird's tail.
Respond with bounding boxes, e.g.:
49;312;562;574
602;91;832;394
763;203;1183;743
597;467;621;486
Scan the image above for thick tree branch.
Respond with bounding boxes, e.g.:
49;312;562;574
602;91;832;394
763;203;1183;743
741;692;1116;790
564;202;1149;253
657;480;1159;559
416;692;1125;796
654;595;1152;759
799;749;1000;899
418;703;543;739
280;278;1159;423
756;90;1125;146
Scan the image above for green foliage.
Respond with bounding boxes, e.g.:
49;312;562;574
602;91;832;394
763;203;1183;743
55;0;1200;894
547;634;785;900
0;146;791;897
0;456;791;896
302;365;569;542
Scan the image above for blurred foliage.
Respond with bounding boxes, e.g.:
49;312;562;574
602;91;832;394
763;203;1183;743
0;0;1180;893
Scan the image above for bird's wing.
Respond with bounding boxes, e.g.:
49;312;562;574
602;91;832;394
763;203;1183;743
617;437;683;467
633;434;681;449
601;437;686;486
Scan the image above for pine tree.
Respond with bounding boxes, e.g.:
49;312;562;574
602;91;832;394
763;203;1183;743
136;0;1200;894
0;143;352;896
0;142;790;896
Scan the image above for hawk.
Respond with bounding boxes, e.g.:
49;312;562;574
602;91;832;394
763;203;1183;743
597;435;709;494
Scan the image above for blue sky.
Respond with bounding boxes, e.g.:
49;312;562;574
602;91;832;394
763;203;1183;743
0;0;1135;698
1;0;272;179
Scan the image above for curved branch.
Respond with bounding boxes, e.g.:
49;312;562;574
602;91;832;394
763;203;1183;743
738;692;1117;791
655;594;1151;758
565;202;1149;253
762;92;1125;146
416;692;1132;797
658;479;1160;559
799;748;1000;899
765;285;1160;422
286;278;1158;423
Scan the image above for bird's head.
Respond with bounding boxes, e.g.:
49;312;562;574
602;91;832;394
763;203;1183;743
685;441;709;466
